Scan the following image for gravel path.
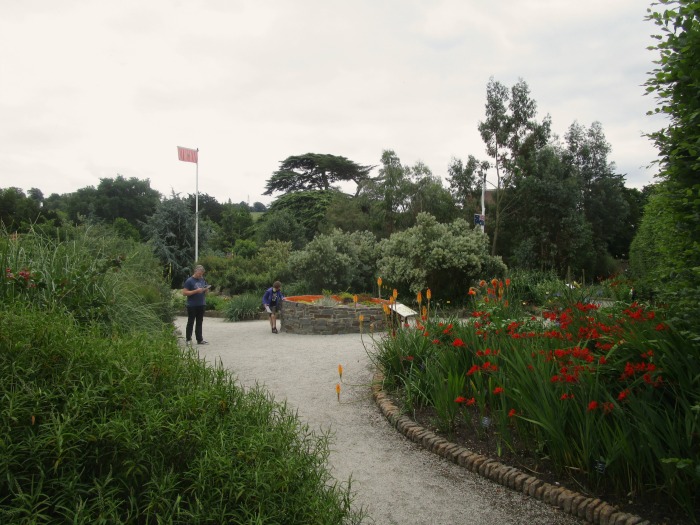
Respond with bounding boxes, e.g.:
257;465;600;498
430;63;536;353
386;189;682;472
174;316;584;525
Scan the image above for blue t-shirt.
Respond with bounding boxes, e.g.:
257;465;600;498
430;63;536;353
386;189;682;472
184;276;208;307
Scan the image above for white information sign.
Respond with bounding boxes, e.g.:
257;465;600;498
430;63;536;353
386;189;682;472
390;303;418;319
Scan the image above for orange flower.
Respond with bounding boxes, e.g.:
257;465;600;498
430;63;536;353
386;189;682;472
468;287;476;296
416;291;422;304
382;304;391;316
377;277;382;287
336;383;341;402
392;288;398;300
353;294;358;304
358;314;364;323
491;278;498;287
508;409;517;417
421;306;427;318
493;386;504;395
479;280;486;287
505;278;511;287
338;364;343;381
426;288;432;300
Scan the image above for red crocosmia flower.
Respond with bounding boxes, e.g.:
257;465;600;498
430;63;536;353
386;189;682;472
404;355;414;362
560;393;575;400
505;278;511;286
617;389;630;401
587;401;599;412
493;386;504;395
508;408;517;417
655;323;667;331
646;311;656;320
491;278;498;287
479;280;486;287
432;339;440;344
455;396;467;404
452;338;465;347
466;397;476;406
423;331;429;337
467;364;479;376
602;402;614;414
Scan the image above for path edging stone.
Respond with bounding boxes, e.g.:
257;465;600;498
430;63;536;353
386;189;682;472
371;371;652;525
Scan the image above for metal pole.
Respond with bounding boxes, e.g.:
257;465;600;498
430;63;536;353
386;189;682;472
195;148;199;262
481;171;486;233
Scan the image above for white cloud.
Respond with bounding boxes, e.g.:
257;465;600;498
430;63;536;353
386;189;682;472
0;0;663;203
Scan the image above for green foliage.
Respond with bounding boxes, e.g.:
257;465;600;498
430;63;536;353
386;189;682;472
636;1;700;334
288;230;378;293
264;153;373;196
371;291;700;520
0;306;364;524
143;193;197;288
0;225;172;332
377;212;507;300
209;202;254;252
0;187;59;233
224;292;262;321
200;240;293;295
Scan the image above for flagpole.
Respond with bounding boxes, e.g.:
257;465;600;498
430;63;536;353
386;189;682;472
195;148;199;262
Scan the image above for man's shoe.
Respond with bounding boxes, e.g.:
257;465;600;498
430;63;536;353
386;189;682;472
272;328;278;334
197;340;209;345
185;339;193;345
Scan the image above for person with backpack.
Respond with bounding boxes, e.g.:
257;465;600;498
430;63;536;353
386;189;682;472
262;281;284;334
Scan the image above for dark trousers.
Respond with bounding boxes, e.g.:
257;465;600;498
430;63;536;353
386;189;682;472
186;305;206;342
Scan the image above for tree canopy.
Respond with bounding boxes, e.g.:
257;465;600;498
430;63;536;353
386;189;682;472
263;153;373;196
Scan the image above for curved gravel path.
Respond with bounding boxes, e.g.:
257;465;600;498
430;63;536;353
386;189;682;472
174;317;584;525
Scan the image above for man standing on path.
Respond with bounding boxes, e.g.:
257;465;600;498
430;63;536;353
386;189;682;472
183;265;210;345
262;281;284;333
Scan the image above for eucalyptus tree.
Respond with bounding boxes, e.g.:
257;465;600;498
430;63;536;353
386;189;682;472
477;78;551;255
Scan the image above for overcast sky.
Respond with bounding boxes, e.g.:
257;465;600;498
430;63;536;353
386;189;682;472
1;1;664;206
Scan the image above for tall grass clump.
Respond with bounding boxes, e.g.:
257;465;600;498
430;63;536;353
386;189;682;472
1;225;173;333
224;292;263;321
1;228;366;523
370;278;699;523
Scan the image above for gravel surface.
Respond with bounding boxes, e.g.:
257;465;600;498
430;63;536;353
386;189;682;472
174;316;584;525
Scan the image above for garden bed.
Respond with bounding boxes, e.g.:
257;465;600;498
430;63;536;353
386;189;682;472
282;295;389;335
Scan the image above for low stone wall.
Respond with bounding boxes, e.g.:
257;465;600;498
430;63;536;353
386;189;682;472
281;300;386;335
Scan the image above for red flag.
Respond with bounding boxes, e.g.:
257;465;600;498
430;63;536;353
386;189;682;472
177;146;198;163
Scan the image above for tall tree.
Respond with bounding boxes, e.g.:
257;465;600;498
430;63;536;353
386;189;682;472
93;175;161;231
263;153;373;196
447;155;489;220
186;193;224;224
360;149;415;234
210;203;253;252
564;121;629;275
143;193;197;287
634;0;700;327
477;78;551;255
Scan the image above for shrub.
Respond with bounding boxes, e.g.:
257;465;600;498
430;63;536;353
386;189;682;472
288;230;378;293
377;213;507;301
0;306;364;523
